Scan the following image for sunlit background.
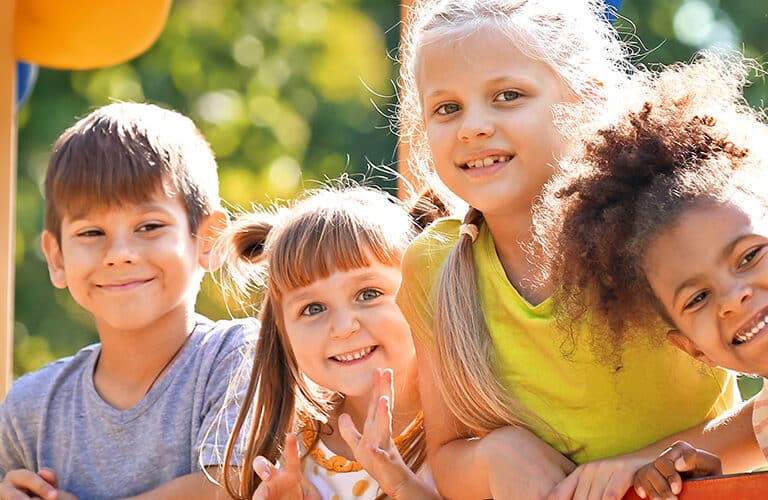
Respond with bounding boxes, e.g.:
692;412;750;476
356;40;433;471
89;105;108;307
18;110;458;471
13;0;768;387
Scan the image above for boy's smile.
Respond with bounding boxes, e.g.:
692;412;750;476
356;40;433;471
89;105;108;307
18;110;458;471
41;191;207;339
643;198;768;377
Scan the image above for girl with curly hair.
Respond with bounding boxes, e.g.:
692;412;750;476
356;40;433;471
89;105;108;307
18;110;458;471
535;53;768;499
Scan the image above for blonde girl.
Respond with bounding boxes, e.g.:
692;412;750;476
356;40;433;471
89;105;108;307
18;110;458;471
219;185;445;499
535;53;768;500
395;1;758;498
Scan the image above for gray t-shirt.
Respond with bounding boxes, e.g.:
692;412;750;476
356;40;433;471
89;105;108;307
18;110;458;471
0;314;257;499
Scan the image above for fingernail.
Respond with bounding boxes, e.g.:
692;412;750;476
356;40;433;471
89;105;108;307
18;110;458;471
636;486;646;498
671;481;681;495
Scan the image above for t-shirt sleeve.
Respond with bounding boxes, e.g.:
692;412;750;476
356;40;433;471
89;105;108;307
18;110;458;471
196;320;257;468
0;377;41;478
397;219;458;345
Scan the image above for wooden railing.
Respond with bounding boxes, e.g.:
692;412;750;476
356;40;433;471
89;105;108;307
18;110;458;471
623;470;768;499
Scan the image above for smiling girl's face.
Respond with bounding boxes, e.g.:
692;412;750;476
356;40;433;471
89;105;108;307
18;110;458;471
643;197;768;376
417;27;574;219
280;258;415;398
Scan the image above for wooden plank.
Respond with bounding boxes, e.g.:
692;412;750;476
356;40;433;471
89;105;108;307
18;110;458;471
0;0;17;397
624;470;768;499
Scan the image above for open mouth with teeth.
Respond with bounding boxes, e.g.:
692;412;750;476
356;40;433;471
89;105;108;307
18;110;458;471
330;345;378;363
733;313;768;345
462;155;511;169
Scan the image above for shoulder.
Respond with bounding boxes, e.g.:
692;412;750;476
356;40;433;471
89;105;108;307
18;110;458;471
187;315;257;380
1;345;99;414
402;217;460;276
192;315;258;355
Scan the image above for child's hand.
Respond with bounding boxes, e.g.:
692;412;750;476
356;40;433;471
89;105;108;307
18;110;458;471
547;453;652;500
632;441;721;500
338;368;431;499
477;426;576;499
251;434;320;500
0;468;60;500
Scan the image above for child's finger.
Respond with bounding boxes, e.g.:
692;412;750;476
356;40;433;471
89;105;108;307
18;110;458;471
673;445;722;477
3;469;58;500
282;433;301;475
644;465;679;499
374;395;393;449
252;456;278;482
652;453;683;496
367;369;383;420
381;368;395;408
37;468;58;489
338;412;363;449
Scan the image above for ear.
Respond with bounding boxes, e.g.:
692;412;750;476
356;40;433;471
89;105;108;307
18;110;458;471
40;230;68;289
196;209;229;271
667;330;716;367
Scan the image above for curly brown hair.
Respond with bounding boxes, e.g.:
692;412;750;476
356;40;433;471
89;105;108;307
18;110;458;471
533;53;768;360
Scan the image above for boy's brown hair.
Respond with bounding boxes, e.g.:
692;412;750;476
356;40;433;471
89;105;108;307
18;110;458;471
44;102;220;242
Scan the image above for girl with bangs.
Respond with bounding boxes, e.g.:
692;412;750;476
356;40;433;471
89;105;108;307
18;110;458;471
218;185;446;499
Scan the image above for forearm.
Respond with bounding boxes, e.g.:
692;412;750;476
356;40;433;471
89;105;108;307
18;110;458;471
627;399;762;473
391;470;442;500
670;398;763;473
123;470;225;500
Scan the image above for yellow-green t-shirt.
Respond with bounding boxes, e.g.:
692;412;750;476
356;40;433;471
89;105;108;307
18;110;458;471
397;218;737;464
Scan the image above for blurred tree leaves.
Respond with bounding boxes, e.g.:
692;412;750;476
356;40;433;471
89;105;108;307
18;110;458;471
13;0;768;377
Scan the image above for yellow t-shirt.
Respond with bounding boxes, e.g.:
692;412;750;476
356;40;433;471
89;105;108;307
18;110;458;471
397;218;738;464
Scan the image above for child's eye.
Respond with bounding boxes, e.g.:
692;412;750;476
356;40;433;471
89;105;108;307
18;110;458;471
138;223;164;232
435;102;460;116
738;247;763;267
77;229;103;237
301;303;326;316
683;291;709;311
357;288;382;302
494;90;520;102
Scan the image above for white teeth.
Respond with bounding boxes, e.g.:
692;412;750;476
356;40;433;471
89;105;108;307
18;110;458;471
332;346;375;362
465;155;511;169
734;314;768;344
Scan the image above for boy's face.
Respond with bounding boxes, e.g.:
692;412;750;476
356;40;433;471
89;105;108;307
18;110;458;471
41;190;223;337
642;199;768;377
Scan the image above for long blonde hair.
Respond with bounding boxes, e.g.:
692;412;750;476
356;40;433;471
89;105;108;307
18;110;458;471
219;185;447;499
398;0;631;438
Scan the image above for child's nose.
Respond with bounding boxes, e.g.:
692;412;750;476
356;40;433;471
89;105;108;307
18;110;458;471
103;235;138;266
329;310;361;340
458;108;495;142
718;283;753;318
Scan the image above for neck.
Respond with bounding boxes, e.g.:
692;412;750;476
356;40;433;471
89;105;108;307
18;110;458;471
483;210;553;304
93;309;197;409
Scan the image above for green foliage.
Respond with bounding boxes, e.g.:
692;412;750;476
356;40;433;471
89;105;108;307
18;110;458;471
13;1;768;380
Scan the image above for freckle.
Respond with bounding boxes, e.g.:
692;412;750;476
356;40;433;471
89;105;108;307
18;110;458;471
313;465;319;475
352;479;370;496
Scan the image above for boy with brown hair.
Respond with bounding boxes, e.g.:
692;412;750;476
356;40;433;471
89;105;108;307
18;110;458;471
0;102;255;499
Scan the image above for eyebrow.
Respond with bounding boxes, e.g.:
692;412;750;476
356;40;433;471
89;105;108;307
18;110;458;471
65;203;173;222
423;76;532;100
